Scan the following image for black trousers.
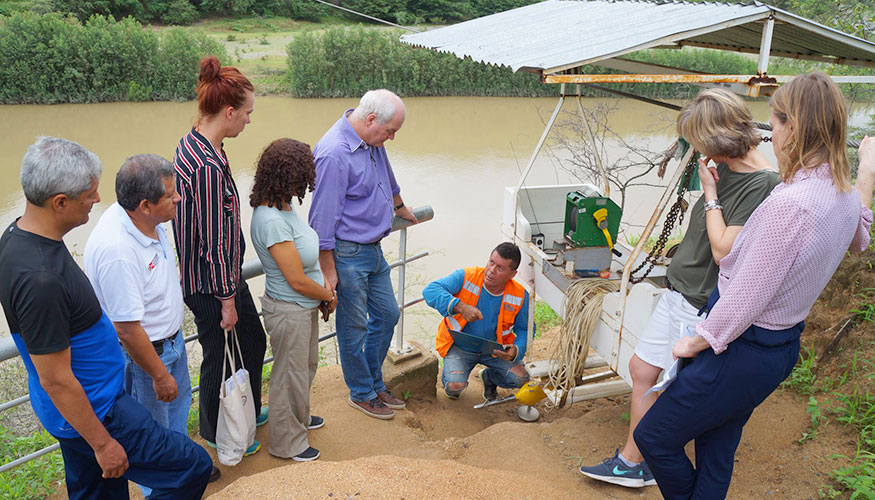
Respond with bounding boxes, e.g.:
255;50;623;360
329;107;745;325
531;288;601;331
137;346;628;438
184;280;266;442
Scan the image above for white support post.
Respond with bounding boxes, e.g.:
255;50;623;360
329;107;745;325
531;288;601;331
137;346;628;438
393;227;408;353
512;83;565;240
758;14;775;75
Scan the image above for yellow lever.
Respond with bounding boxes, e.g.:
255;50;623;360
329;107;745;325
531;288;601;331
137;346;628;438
592;208;613;250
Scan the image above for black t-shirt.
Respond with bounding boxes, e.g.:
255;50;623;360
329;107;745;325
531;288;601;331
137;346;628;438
0;220;102;354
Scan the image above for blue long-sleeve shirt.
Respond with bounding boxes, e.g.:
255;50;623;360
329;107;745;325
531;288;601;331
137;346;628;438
423;269;531;361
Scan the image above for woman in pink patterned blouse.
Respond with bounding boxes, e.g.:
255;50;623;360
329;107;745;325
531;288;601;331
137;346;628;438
633;71;874;500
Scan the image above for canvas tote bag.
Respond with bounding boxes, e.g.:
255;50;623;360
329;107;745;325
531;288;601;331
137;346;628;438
215;327;256;466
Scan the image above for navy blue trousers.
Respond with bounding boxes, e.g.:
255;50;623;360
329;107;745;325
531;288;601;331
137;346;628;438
56;393;212;500
634;288;803;499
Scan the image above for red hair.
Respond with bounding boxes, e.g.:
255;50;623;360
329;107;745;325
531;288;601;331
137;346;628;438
195;55;253;117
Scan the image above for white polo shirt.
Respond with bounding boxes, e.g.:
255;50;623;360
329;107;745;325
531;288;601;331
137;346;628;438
84;202;183;341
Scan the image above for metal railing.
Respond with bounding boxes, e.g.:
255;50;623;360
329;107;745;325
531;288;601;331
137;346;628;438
0;205;433;474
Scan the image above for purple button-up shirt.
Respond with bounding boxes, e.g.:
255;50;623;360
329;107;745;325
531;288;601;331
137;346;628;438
309;110;401;250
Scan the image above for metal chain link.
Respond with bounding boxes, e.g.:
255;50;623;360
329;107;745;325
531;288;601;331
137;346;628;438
629;153;697;284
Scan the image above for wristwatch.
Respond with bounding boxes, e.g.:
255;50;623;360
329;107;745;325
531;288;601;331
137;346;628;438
394;202;405;210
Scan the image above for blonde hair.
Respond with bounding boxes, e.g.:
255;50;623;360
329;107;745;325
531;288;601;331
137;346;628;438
770;71;850;191
677;88;761;159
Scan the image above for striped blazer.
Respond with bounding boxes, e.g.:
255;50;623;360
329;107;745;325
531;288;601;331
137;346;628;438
171;128;243;299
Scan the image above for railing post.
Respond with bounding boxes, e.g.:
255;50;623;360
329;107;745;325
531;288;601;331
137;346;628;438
394;227;408;352
392;227;410;354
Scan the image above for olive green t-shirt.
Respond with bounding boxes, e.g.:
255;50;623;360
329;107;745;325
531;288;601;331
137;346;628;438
666;163;780;309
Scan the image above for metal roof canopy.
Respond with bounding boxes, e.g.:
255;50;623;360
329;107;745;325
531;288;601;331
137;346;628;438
400;0;875;97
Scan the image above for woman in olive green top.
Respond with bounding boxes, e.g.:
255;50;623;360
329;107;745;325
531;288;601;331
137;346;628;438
579;89;779;488
250;138;337;463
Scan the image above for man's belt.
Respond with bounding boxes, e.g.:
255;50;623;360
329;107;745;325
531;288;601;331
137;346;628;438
152;331;180;356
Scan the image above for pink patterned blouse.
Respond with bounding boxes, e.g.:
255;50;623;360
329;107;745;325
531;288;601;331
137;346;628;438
697;164;873;354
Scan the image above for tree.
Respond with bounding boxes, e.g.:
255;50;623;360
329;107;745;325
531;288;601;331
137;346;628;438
547;101;673;219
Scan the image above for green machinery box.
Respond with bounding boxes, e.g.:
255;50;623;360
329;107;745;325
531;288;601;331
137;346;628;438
563;188;621;248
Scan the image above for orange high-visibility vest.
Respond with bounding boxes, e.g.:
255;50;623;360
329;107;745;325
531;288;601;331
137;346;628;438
435;267;526;358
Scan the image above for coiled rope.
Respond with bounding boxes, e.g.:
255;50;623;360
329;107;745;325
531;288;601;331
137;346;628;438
544;278;619;410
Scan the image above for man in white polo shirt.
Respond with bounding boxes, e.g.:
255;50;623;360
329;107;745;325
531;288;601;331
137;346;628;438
85;154;219;487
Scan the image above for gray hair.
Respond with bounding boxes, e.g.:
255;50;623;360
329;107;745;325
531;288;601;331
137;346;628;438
351;89;404;125
20;136;102;206
116;154;175;211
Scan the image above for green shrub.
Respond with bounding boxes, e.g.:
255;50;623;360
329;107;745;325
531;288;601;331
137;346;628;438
286;26;554;98
160;0;199;25
0;12;226;103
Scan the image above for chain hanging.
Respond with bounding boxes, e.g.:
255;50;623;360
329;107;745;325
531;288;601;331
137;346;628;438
629;150;697;284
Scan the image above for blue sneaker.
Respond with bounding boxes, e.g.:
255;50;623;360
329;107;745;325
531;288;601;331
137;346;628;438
307;415;325;430
243;440;261;457
204;439;260;457
642;460;657;486
256;407;269;427
579;449;647;488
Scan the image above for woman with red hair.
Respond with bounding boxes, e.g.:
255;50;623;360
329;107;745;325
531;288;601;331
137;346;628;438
171;56;266;459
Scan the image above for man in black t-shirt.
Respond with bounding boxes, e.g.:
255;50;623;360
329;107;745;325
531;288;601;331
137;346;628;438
0;137;211;499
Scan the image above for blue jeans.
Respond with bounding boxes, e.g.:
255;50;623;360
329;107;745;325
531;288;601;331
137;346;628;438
441;344;529;393
122;331;192;497
334;239;400;402
634;287;802;499
56;393;211;500
123;331;191;435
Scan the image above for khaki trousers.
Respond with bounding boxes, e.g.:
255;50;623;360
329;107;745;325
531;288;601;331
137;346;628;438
260;294;319;458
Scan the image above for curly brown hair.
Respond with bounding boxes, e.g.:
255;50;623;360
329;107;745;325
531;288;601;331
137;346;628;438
250;138;316;208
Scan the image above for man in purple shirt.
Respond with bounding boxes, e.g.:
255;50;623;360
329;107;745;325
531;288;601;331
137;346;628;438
309;89;417;419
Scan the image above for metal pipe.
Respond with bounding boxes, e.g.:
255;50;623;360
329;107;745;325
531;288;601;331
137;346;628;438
241;205;434;281
394;228;408;352
575;91;610;197
0;443;60;475
545;73;875;85
389;251;428;270
512;84;565;240
0;337;16;364
0;394;29;413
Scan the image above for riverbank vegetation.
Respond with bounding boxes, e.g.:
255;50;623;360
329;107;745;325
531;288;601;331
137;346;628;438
0;0;872;104
0;12;224;103
0;0;538;25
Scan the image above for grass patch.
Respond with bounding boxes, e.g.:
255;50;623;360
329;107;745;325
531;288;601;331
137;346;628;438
783;343;875;499
782;346;818;395
850;288;875;323
0;426;63;500
822;449;875;500
533;301;561;337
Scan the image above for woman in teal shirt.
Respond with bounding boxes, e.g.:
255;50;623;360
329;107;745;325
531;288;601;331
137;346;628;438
250;138;336;462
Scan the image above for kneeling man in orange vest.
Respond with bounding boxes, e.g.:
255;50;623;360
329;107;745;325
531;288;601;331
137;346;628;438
422;242;531;400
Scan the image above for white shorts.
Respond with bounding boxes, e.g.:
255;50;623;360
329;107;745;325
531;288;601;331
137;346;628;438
633;288;704;371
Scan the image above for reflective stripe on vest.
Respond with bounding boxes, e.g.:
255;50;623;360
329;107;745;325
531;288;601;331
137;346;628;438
447;316;462;331
462;280;481;296
504;294;523;306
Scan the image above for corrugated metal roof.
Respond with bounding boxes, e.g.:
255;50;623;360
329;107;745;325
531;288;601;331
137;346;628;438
399;0;875;73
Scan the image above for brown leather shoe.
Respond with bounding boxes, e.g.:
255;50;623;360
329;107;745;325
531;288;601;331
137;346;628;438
348;397;394;419
377;390;406;410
